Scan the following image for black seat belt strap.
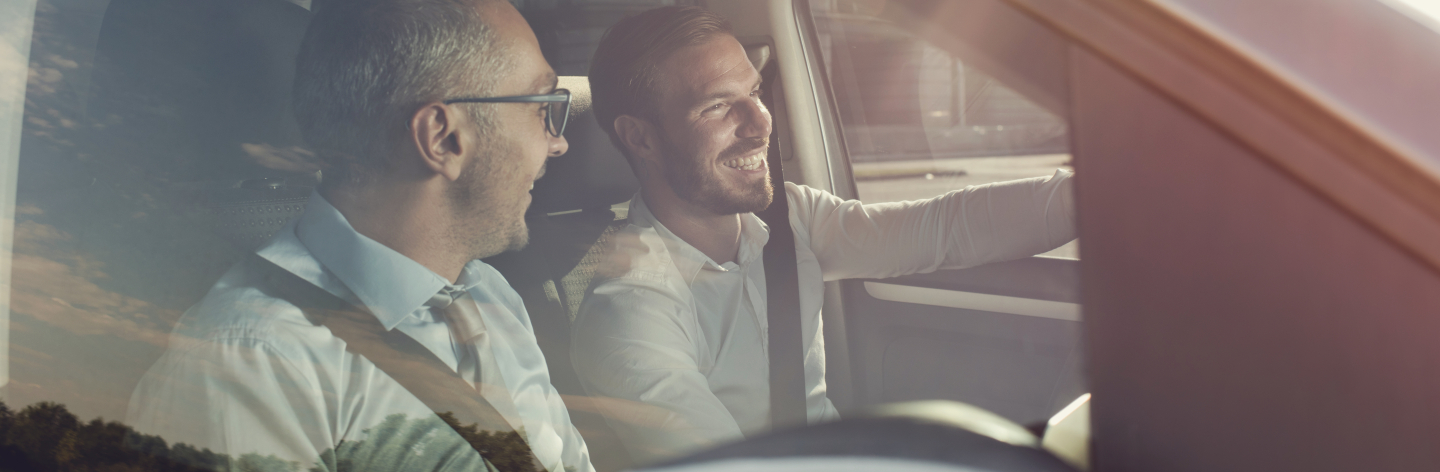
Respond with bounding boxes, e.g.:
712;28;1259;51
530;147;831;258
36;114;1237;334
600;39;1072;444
757;139;808;430
248;253;545;472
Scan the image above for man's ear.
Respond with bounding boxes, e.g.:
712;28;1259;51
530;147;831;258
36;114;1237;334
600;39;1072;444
614;114;661;166
409;102;468;181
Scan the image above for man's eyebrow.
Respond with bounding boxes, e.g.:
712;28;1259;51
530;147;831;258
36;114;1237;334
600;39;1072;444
695;76;764;105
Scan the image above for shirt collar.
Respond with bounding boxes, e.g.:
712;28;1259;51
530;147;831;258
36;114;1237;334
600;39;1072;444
628;192;772;284
294;192;480;330
736;211;770;265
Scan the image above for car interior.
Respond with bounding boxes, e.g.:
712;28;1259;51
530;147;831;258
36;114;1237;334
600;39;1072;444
10;0;1440;470
32;0;1088;469
16;0;1085;469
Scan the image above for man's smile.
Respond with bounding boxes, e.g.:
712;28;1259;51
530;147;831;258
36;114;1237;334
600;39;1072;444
722;152;766;171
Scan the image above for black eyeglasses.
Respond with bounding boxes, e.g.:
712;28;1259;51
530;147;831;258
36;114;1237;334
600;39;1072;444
444;88;571;138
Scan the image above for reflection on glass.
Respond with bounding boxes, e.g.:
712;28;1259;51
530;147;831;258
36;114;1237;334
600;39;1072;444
812;3;1078;259
10;0;583;470
0;400;532;472
10;0;710;470
803;0;1085;433
8;0;1082;470
1384;0;1440;32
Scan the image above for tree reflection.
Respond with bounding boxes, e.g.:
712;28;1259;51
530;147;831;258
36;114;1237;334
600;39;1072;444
0;401;540;472
1;400;229;471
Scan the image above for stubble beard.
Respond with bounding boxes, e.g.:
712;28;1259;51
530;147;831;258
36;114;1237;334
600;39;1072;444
448;139;531;261
661;134;774;216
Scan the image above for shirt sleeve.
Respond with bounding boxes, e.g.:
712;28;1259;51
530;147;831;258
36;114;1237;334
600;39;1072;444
789;169;1076;281
570;284;745;464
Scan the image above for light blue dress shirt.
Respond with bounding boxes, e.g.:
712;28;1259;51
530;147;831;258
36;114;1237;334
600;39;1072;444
127;192;591;472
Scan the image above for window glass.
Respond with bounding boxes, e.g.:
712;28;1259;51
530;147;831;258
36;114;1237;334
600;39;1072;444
1387;0;1440;25
1;1;683;470
811;0;1077;258
5;0;1078;470
801;0;1085;437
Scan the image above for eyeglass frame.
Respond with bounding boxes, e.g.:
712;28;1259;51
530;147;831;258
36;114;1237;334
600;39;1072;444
443;88;571;138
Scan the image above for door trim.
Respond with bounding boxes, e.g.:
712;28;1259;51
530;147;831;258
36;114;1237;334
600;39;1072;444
863;281;1083;321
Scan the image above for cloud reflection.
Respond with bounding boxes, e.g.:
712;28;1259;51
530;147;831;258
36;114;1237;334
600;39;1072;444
9;219;179;348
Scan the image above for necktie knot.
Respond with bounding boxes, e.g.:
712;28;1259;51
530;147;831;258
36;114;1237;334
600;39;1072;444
430;286;485;344
427;285;467;310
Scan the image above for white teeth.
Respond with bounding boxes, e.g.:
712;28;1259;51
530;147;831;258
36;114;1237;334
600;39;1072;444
723;153;764;171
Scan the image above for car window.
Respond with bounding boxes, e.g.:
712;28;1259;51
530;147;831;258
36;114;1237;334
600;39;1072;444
5;0;1077;470
0;0;684;470
809;1;1077;258
5;1;325;469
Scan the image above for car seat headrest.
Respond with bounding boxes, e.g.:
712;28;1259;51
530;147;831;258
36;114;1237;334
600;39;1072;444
528;76;639;214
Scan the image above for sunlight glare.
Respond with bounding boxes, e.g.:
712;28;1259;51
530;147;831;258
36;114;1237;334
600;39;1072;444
1386;0;1440;31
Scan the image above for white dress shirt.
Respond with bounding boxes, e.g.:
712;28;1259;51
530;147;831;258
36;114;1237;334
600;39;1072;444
570;172;1075;463
127;192;592;472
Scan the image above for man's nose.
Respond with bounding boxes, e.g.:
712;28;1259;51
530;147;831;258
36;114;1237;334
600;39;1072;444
549;133;568;157
737;99;772;139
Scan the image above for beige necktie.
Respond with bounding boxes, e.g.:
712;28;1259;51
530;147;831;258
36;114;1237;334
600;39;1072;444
429;287;484;385
429;287;523;432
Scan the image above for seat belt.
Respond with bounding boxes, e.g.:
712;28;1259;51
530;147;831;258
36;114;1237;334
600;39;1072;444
756;137;808;431
248;253;545;472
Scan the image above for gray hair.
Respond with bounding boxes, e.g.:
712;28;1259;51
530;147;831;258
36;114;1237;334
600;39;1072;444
293;0;513;185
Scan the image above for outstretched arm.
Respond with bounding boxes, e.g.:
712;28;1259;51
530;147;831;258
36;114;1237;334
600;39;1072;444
790;170;1075;281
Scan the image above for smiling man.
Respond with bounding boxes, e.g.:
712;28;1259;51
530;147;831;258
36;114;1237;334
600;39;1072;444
126;0;592;471
570;6;1078;464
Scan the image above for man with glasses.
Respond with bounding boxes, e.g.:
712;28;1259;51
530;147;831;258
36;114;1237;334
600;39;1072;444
126;0;590;471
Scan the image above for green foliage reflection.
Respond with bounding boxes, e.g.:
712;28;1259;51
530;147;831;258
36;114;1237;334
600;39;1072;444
0;401;538;472
0;400;230;471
